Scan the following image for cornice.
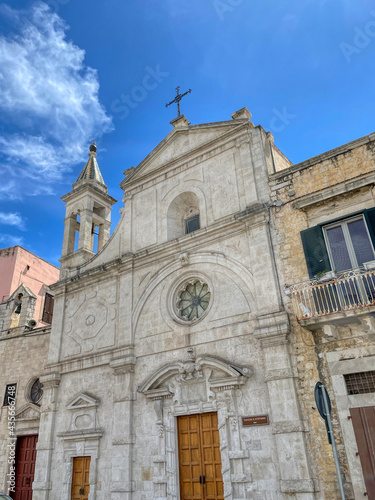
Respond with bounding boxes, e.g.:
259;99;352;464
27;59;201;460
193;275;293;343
54;202;268;288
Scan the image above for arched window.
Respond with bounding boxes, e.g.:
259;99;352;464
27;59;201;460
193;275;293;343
167;192;200;240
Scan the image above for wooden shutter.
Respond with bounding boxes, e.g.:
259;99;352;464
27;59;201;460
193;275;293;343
300;226;331;278
350;406;375;498
42;293;54;323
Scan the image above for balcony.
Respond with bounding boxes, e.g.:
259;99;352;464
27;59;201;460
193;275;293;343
289;266;375;325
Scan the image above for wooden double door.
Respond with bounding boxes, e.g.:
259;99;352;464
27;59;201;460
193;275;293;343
71;456;91;500
178;412;224;500
13;435;38;500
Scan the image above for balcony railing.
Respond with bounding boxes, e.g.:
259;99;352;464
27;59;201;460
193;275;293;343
289;267;375;321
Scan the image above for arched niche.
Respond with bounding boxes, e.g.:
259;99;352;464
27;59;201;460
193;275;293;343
167;191;200;240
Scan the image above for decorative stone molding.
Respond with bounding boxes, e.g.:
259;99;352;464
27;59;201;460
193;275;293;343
139;349;252;402
253;311;290;347
179;252;189;266
265;368;295;382
15;402;41;422
109;356;136;375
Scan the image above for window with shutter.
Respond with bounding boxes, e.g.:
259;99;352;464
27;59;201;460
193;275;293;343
42;293;54;323
301;210;375;278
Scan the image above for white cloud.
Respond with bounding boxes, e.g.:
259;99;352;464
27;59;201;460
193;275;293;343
0;234;25;247
0;211;26;229
0;2;113;196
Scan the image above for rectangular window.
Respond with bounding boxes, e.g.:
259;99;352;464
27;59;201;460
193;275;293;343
323;216;375;272
185;214;200;234
3;384;17;406
42;293;54;324
344;371;375;395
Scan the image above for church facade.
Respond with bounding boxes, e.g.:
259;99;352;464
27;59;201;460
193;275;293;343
32;108;318;500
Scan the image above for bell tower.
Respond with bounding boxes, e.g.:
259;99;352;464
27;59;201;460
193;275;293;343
60;143;117;269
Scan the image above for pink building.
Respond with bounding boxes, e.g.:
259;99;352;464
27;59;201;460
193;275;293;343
0;246;59;328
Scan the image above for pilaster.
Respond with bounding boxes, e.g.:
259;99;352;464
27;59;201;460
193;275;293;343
110;356;136;500
254;312;316;499
32;372;61;500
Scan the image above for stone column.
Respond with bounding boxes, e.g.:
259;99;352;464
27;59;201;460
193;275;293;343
98;220;111;251
254;312;316;499
109;355;136;500
61;215;77;257
78;209;93;252
32;372;61;500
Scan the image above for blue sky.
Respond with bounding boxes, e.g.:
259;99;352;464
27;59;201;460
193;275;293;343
0;0;374;265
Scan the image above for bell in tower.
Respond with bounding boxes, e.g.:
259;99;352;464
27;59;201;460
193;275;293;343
60;142;117;269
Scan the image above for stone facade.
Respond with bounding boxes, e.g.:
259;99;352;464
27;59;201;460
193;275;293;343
269;132;375;499
31;108;317;500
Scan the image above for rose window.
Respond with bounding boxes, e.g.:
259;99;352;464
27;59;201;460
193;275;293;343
177;281;211;321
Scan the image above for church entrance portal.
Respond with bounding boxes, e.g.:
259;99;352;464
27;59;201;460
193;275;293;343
178;412;224;500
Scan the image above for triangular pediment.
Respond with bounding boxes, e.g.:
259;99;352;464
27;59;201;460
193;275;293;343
122;119;250;186
8;283;37;302
15;402;41;421
67;392;99;410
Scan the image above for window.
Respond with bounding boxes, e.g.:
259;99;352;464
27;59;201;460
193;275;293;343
301;208;375;278
3;384;17;406
30;379;43;404
185;214;200;234
324;216;375;272
344;371;375;395
42;293;54;323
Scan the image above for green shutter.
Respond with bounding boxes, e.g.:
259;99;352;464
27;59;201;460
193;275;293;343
364;208;375;248
300;226;331;278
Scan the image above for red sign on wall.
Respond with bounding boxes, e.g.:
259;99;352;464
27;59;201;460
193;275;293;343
242;415;269;426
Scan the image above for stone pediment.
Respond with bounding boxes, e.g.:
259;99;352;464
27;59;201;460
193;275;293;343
15;403;41;421
66;393;100;410
138;348;252;401
122;120;248;186
8;283;37;302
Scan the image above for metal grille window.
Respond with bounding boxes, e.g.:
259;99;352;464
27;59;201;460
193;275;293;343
344;371;375;395
3;384;17;406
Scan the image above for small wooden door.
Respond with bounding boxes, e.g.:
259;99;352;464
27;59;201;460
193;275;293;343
350;406;375;498
178;412;224;500
71;457;91;500
13;434;38;500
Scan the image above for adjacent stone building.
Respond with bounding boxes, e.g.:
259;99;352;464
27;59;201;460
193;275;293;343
0;246;59;498
269;132;375;499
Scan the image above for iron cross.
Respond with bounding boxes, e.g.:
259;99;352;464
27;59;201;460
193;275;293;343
166;86;192;117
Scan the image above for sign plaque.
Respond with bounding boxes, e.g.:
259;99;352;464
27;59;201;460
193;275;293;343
242;415;269;427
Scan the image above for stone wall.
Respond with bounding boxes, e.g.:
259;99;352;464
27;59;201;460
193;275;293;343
269;132;375;499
